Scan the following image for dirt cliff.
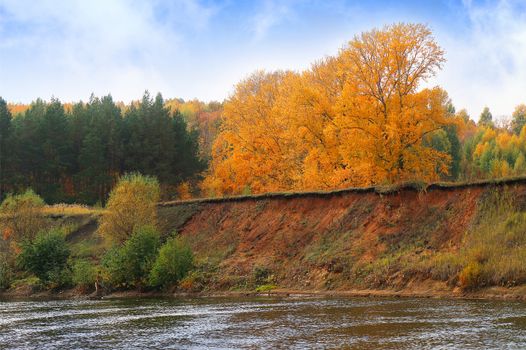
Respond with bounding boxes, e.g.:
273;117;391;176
157;179;526;296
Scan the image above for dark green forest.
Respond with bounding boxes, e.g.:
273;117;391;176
0;93;205;204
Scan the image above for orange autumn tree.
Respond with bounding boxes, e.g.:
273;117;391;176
203;71;302;195
203;23;456;196
335;23;451;183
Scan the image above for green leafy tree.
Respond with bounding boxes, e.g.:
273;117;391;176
0;97;12;200
423;129;451;176
445;125;461;180
478;107;494;128
479;141;497;174
511;104;526;135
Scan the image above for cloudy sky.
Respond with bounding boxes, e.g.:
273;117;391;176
0;0;525;119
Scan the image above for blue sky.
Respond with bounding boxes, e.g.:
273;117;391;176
0;0;525;119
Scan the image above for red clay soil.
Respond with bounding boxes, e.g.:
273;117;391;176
161;182;517;294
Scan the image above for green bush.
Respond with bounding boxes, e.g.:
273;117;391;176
0;256;12;290
255;284;277;293
72;259;97;291
16;229;70;286
102;225;160;288
47;268;72;289
149;236;193;289
253;266;271;286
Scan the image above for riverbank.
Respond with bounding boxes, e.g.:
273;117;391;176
161;177;526;298
4;177;526;301
4;282;526;302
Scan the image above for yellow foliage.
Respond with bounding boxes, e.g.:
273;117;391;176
203;23;454;196
481;127;497;143
99;173;160;244
177;182;193;200
0;190;45;243
459;261;483;291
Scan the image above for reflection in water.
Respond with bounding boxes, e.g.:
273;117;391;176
1;297;526;349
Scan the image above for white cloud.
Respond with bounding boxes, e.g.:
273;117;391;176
2;0;526;115
250;0;299;40
0;0;216;102
433;0;526;119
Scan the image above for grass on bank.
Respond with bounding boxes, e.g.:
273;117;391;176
336;186;526;291
42;204;105;217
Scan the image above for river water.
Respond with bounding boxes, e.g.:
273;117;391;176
1;296;526;349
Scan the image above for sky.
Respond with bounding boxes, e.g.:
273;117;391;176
1;0;526;120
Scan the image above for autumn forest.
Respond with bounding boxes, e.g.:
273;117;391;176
1;23;526;204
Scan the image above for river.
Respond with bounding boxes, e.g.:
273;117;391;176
1;296;526;349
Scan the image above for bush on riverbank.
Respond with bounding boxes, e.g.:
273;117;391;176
16;229;71;287
99;173;160;244
0;189;46;243
0;255;12;290
149;235;193;289
72;259;98;292
102;225;160;288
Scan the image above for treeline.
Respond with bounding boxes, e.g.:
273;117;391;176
4;24;526;203
0;93;206;204
459;106;526;180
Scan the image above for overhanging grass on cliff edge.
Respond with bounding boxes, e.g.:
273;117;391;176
159;175;526;207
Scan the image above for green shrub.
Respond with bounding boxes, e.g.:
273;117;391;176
255;284;277;293
72;259;97;291
47;268;72;289
149;236;193;289
178;262;219;292
99;173;160;244
101;247;126;286
253;266;272;286
0;256;12;290
10;276;41;291
16;229;70;286
102;225;160;288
